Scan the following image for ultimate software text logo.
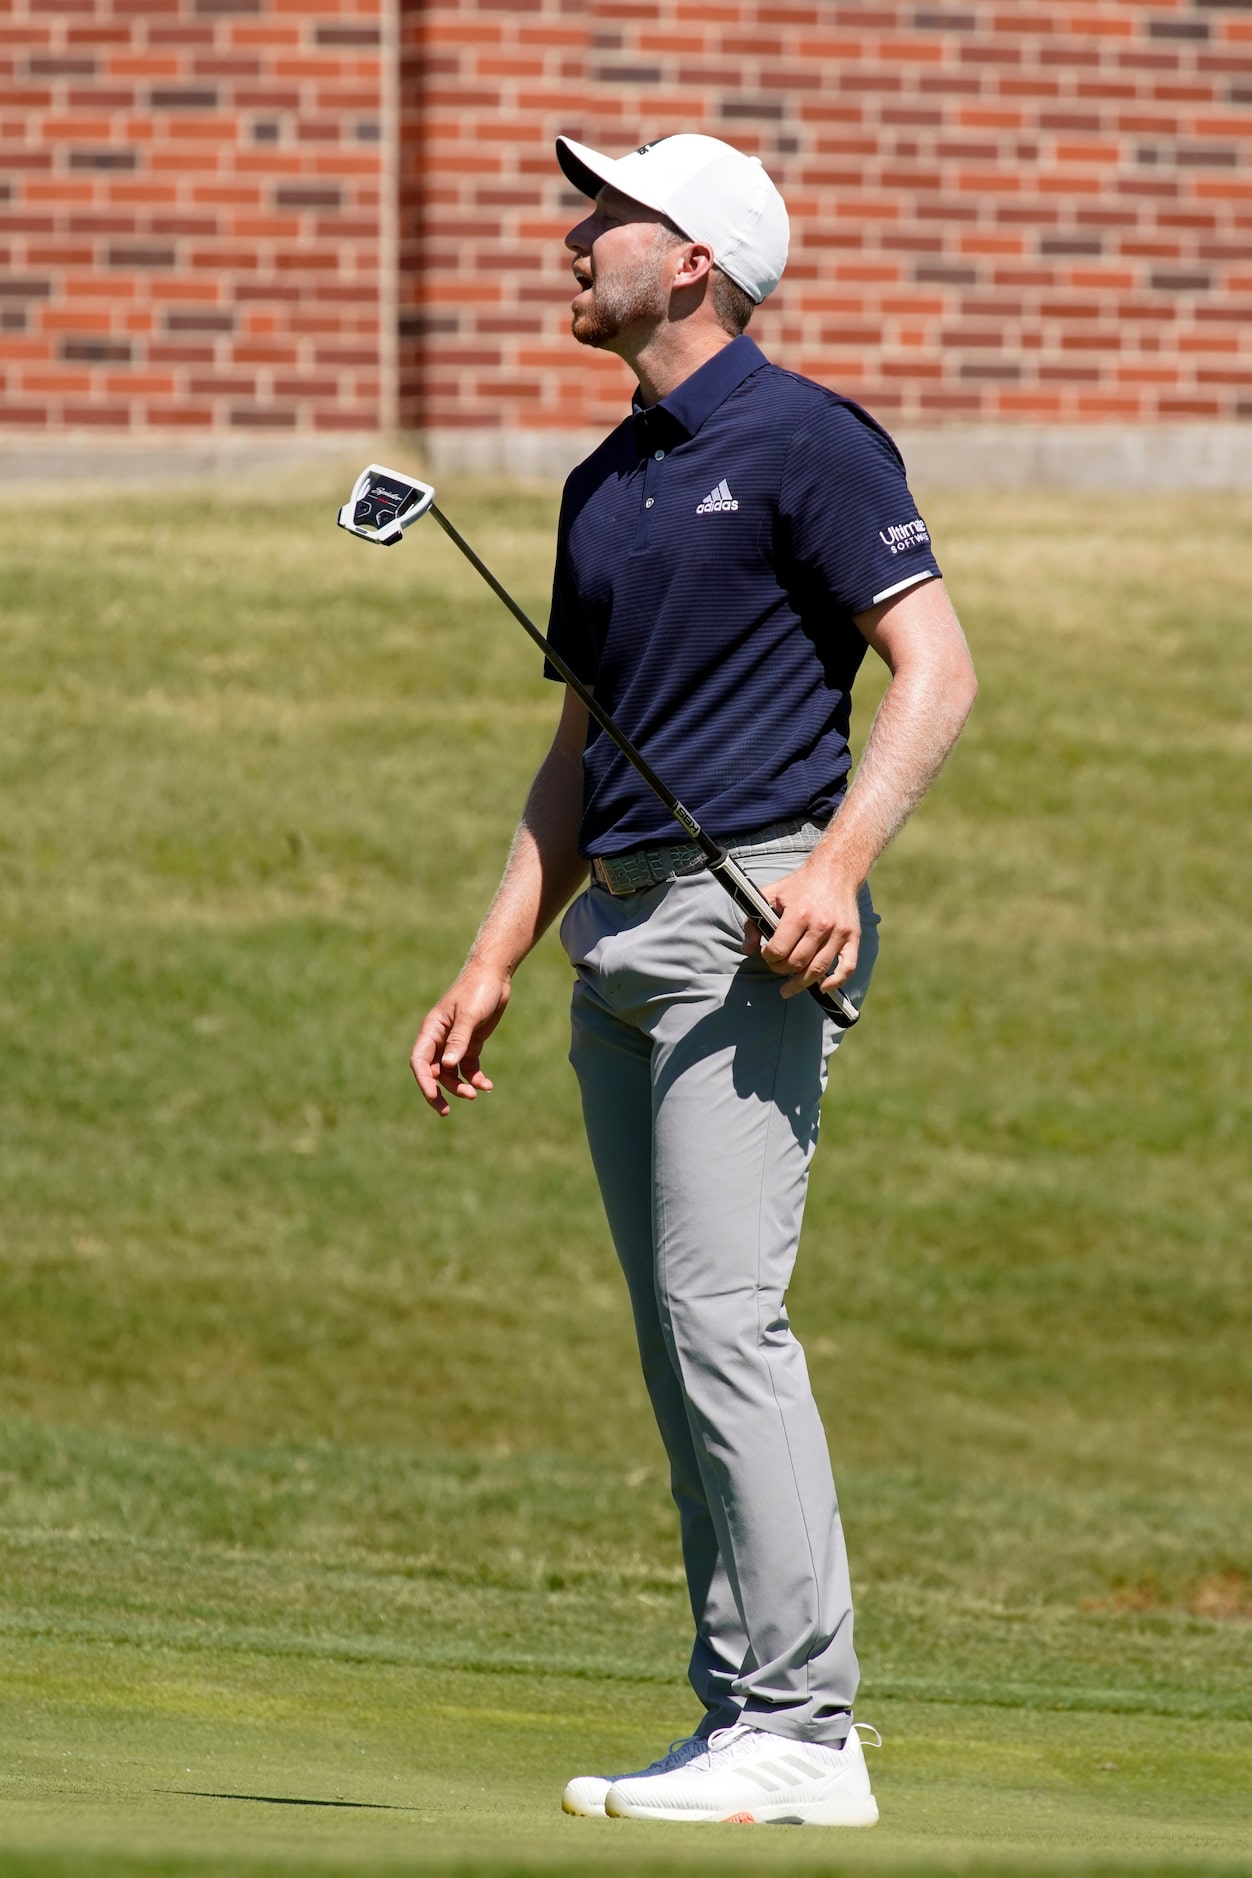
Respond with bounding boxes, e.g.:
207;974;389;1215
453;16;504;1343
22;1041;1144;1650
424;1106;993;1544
879;517;930;555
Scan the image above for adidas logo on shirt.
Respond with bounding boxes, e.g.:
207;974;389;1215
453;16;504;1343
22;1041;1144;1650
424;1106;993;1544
696;478;739;514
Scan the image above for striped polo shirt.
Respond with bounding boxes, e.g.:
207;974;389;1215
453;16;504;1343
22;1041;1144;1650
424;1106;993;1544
546;334;942;858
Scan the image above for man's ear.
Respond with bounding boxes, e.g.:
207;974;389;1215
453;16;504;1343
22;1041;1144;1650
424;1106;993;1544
672;241;715;289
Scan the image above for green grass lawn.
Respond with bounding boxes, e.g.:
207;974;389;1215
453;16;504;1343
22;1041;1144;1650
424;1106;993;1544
0;464;1248;1876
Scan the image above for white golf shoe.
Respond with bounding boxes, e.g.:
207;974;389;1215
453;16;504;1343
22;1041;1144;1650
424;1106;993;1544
561;1734;708;1817
603;1720;881;1825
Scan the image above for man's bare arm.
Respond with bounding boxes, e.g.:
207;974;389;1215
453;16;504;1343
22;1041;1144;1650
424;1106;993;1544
410;690;589;1116
748;577;978;995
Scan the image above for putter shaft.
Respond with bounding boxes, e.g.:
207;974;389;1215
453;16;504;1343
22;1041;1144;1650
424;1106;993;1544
429;505;859;1031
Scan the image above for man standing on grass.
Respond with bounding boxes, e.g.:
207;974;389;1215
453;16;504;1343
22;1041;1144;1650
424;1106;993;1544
411;134;977;1827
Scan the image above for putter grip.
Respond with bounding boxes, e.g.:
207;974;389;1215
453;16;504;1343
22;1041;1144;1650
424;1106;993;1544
707;853;860;1030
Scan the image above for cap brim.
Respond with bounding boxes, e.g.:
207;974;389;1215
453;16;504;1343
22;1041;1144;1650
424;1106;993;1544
555;135;675;224
555;136;612;201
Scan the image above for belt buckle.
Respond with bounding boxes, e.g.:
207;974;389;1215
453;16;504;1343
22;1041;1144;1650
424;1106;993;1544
592;856;632;896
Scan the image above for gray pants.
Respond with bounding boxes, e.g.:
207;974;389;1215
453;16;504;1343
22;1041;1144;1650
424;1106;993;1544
559;823;879;1745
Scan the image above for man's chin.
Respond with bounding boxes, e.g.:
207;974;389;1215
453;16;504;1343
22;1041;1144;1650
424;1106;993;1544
570;312;614;350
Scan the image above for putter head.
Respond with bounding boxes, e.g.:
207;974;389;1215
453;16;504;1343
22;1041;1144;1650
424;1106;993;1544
337;464;435;546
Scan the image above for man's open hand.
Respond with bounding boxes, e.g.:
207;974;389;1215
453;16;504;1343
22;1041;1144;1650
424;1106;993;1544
410;968;511;1117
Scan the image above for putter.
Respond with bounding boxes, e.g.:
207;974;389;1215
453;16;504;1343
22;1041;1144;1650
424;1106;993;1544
338;464;860;1029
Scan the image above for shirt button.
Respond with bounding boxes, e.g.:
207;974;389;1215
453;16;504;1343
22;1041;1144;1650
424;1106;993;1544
654;449;664;460
644;496;654;508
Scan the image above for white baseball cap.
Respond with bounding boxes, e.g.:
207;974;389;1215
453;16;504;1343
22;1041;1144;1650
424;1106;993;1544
556;132;789;305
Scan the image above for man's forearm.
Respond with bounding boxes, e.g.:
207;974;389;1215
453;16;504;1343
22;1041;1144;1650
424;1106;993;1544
819;656;976;885
410;698;589;1116
467;736;587;979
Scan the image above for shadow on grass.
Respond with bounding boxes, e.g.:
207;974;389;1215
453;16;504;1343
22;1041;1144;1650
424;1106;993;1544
161;1789;423;1812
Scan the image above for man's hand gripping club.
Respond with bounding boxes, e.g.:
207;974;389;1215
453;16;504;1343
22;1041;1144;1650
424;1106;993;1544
743;845;862;998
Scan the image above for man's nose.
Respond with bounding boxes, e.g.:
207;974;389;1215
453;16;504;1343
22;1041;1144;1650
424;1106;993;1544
565;215;594;255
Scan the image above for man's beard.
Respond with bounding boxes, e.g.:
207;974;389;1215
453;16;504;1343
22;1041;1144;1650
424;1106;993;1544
571;231;673;349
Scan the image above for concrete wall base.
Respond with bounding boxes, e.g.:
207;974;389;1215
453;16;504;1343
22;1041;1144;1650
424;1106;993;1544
1;423;1250;493
0;432;380;492
895;421;1252;492
422;427;605;483
424;421;1252;491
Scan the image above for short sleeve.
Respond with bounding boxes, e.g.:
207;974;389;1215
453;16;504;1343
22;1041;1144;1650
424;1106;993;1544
778;399;942;617
543;485;597;685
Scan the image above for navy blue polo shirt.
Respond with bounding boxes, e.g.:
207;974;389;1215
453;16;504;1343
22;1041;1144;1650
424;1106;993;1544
545;334;941;858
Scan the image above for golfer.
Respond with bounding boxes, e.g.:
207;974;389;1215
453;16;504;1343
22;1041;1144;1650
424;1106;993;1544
411;133;977;1826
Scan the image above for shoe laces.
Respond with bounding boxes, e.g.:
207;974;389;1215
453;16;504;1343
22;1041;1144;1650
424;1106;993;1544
705;1720;883;1758
704;1722;766;1759
643;1735;706;1775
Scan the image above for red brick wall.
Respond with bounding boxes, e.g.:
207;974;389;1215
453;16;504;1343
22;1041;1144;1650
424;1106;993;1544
0;0;391;435
3;1;1250;442
403;0;1252;441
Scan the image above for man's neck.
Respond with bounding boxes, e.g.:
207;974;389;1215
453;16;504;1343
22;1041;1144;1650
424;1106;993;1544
622;321;736;407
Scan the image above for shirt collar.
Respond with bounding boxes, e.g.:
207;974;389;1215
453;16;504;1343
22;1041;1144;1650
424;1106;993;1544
631;334;768;453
